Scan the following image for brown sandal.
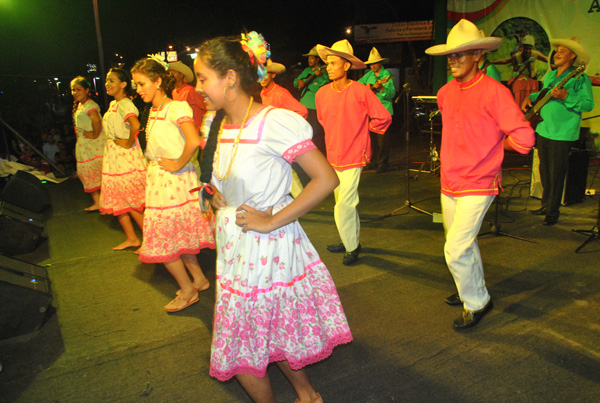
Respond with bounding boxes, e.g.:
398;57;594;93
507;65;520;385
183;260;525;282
294;393;322;403
164;292;199;312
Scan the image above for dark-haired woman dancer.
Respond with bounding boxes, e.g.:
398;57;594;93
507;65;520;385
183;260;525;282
71;76;105;211
195;32;352;403
99;68;147;251
131;56;215;312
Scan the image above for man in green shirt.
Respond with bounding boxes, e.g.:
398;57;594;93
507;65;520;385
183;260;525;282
294;46;330;156
358;47;395;173
522;37;594;225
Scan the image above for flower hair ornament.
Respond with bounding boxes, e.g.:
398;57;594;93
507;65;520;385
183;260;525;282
147;53;169;70
240;31;271;81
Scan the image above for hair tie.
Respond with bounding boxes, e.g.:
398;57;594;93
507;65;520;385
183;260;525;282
240;31;271;82
147;53;169;70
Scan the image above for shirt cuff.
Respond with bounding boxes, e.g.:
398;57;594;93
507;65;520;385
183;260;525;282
283;139;317;163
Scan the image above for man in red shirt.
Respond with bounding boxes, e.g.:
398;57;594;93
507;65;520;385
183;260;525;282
316;40;392;265
260;60;308;119
426;19;535;330
168;61;206;129
260;59;308;198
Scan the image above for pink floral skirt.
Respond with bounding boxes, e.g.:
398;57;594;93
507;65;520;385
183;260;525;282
99;140;147;215
76;135;105;192
138;162;215;263
209;197;353;381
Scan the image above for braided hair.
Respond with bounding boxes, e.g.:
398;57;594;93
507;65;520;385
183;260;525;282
196;35;264;197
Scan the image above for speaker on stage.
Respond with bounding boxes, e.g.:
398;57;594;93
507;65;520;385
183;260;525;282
530;147;589;205
0;201;44;256
0;255;52;339
1;170;50;213
563;149;589;205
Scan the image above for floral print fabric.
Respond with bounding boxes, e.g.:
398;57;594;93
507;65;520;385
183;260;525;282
208;106;352;381
74;99;106;192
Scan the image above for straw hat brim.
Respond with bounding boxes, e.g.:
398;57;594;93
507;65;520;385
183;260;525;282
316;44;367;70
550;38;590;67
365;57;389;65
302;47;319;57
168;62;194;83
266;62;286;75
426;38;503;56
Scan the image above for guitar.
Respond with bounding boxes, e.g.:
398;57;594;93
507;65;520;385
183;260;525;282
369;74;392;93
524;64;585;129
299;65;327;97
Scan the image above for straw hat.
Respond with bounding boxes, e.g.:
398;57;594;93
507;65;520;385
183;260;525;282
265;59;286;74
425;19;503;56
302;46;319;57
365;47;389;65
550;36;589;66
168;61;194;83
316;39;366;69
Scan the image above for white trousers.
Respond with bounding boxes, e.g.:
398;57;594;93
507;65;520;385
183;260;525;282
334;167;362;252
441;193;495;311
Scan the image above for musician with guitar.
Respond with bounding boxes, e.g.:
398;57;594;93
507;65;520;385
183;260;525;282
358;47;395;173
293;46;329;156
522;37;594;226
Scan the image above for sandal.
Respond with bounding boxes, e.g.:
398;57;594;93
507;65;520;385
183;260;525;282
164;292;199;313
295;393;322;403
176;280;210;296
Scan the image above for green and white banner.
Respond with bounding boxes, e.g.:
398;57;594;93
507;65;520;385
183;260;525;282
447;0;600;129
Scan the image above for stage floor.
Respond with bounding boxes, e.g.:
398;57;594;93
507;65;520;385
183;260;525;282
2;148;600;402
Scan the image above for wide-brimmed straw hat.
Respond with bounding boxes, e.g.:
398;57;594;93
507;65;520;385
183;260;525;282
425;19;503;56
316;39;366;69
302;46;319;57
168;61;194;83
265;59;286;74
550;36;590;67
365;47;389;65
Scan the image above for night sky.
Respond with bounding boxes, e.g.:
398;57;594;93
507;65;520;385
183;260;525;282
0;0;435;77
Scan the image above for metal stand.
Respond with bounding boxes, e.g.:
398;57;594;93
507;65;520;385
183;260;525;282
416;110;440;175
572;195;600;253
479;191;535;243
389;84;432;217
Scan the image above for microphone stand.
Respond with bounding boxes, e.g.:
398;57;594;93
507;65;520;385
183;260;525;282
572;195;600;253
479;185;535;243
389;83;432;217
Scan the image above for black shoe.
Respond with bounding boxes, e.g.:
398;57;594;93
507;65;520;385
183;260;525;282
453;299;493;330
445;293;462;306
543;215;558;226
342;244;361;266
530;207;547;215
327;243;346;253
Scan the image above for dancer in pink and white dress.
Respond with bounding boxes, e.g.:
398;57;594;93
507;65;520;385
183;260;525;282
100;68;147;251
71;76;106;211
195;32;352;403
131;56;215;313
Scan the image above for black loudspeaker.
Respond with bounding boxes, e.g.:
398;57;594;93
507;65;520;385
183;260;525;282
0;255;52;339
529;147;589;205
1;170;50;213
563;149;589;205
0;201;44;255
